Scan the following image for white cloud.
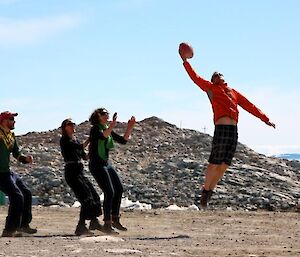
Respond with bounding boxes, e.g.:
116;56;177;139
0;0;18;4
0;14;83;45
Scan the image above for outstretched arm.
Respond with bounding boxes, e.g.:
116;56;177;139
182;61;212;92
179;45;212;92
236;90;276;128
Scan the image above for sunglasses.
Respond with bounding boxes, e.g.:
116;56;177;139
65;122;75;126
100;112;109;116
8;117;15;121
214;73;224;78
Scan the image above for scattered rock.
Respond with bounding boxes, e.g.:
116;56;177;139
12;116;300;211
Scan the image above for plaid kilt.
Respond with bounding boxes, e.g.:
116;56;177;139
208;125;238;165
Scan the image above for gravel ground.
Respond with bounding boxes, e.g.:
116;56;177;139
0;207;300;257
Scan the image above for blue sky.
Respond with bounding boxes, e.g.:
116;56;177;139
0;0;299;155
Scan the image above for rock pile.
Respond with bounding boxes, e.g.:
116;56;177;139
12;117;300;211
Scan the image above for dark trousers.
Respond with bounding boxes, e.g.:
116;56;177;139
89;162;123;222
0;171;32;232
65;163;101;221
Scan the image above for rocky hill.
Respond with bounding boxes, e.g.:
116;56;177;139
12;117;300;211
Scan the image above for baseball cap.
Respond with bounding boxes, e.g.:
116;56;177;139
61;118;75;128
0;111;18;122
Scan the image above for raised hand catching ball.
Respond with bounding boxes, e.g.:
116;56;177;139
179;42;194;61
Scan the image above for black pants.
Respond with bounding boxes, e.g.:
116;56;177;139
65;163;101;221
0;171;32;232
89;162;123;222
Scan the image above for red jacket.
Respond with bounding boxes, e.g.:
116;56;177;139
183;61;270;124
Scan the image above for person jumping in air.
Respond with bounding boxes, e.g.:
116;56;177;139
179;44;276;208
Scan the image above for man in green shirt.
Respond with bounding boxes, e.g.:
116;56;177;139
0;111;37;237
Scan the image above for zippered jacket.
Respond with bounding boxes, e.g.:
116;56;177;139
183;61;270;124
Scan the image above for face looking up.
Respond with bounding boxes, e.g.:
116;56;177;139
212;72;225;85
98;110;109;124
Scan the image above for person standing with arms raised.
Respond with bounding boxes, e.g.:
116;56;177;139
178;43;276;208
88;108;135;234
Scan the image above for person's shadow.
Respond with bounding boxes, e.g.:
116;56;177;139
22;233;92;238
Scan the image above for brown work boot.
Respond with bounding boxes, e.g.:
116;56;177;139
89;218;103;231
102;222;119;235
18;224;37;234
2;229;23;237
112;216;127;231
75;224;93;236
200;189;214;208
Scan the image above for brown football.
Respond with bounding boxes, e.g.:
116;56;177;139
179;42;194;59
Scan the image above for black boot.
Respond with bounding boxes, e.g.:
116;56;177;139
200;188;214;208
102;221;119;235
17;224;37;234
89;218;103;231
75;222;93;236
112;216;127;231
2;229;23;237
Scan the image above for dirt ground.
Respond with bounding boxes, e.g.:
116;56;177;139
0;207;299;257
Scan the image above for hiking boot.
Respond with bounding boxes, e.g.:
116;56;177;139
112;215;127;231
2;229;23;237
101;223;119;235
207;190;214;202
200;189;213;208
75;224;93;236
18;225;37;234
112;220;127;231
89;219;103;231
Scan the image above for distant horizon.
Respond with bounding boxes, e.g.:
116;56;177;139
275;153;300;160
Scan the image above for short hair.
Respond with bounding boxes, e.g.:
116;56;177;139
211;71;223;82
